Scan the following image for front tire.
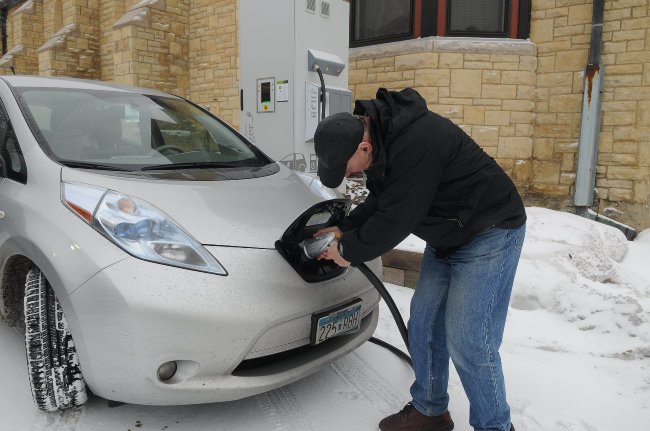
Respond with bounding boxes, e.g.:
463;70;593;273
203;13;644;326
24;268;88;411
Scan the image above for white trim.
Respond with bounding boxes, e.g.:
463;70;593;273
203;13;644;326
350;36;536;61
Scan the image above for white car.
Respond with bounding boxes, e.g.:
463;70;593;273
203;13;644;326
0;76;381;411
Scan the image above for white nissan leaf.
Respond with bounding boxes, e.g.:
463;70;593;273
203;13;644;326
0;76;381;411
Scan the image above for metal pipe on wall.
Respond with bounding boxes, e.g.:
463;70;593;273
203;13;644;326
575;0;604;209
574;0;636;240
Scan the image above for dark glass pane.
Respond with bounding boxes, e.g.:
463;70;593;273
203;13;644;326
449;0;506;34
422;0;438;37
354;0;411;41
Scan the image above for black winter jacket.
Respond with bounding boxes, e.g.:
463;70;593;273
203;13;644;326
337;88;526;263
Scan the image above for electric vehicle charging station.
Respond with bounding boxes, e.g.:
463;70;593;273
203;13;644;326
239;0;352;177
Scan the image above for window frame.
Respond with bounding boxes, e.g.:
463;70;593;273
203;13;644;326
350;0;531;47
0;98;27;184
349;0;415;48
445;0;511;38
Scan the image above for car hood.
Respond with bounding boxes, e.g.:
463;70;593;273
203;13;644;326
61;164;340;249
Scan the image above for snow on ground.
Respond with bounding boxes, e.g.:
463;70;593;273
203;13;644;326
1;207;649;430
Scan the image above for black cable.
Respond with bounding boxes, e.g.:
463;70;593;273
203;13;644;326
354;262;413;369
314;65;326;120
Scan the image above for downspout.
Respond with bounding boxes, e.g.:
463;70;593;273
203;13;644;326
574;0;637;240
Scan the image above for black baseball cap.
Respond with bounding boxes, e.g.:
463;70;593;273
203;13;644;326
314;112;364;188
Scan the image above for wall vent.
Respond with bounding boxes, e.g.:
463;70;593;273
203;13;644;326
306;0;316;13
320;1;330;18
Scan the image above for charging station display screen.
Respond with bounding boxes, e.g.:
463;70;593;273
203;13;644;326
260;82;271;103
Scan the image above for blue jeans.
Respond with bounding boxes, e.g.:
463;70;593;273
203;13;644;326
408;224;525;431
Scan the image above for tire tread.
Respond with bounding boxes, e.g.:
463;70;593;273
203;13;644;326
24;269;87;412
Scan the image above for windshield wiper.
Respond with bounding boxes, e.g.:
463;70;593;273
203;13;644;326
59;160;134;172
141;161;250;171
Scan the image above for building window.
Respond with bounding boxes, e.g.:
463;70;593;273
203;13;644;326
352;0;412;46
350;0;531;47
448;0;507;36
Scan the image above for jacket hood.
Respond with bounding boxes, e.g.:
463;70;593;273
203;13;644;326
353;88;429;149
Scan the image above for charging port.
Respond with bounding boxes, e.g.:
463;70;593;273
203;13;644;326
276;199;351;283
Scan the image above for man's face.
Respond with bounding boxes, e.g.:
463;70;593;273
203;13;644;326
345;142;372;177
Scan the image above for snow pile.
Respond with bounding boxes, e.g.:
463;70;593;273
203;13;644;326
394;206;650;355
512;207;650;349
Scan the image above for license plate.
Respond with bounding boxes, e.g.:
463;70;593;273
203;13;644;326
311;300;362;345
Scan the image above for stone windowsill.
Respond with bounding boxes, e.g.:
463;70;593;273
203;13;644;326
350;36;537;61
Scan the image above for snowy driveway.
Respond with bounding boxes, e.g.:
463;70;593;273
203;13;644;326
2;208;649;430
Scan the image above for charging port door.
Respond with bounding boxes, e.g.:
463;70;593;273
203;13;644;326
276;199;351;283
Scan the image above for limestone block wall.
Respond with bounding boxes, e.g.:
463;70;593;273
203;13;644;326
42;0;62;40
112;0;190;97
189;0;239;128
0;0;42;74
99;0;127;81
34;0;101;79
349;38;538;193
530;0;650;228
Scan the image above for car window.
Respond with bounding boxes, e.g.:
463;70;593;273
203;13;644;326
0;102;27;184
15;88;270;170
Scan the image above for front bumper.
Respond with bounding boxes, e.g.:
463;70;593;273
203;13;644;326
68;246;381;405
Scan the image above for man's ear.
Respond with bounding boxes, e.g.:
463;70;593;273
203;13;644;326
359;142;372;153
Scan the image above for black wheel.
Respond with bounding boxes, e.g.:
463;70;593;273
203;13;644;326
24;268;88;412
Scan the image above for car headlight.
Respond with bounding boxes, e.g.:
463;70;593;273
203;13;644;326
61;182;227;276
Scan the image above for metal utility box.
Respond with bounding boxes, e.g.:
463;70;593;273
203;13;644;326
239;0;351;174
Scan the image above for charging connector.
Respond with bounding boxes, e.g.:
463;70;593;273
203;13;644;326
300;236;413;367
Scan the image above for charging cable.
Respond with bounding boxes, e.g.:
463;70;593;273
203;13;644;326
354;262;413;368
314;64;326;120
301;234;413;368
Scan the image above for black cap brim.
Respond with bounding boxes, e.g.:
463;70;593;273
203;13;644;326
318;162;347;188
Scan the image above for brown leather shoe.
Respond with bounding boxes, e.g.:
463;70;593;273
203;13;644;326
378;403;454;431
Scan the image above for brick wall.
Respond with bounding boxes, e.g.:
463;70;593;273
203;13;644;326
188;0;239;127
349;38;538;194
112;0;190;96
43;0;62;40
529;0;650;229
99;0;126;81
0;0;42;74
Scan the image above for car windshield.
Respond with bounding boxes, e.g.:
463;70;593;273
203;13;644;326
15;87;270;170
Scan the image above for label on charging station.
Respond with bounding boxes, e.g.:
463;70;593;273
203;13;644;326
276;80;289;102
305;81;320;141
